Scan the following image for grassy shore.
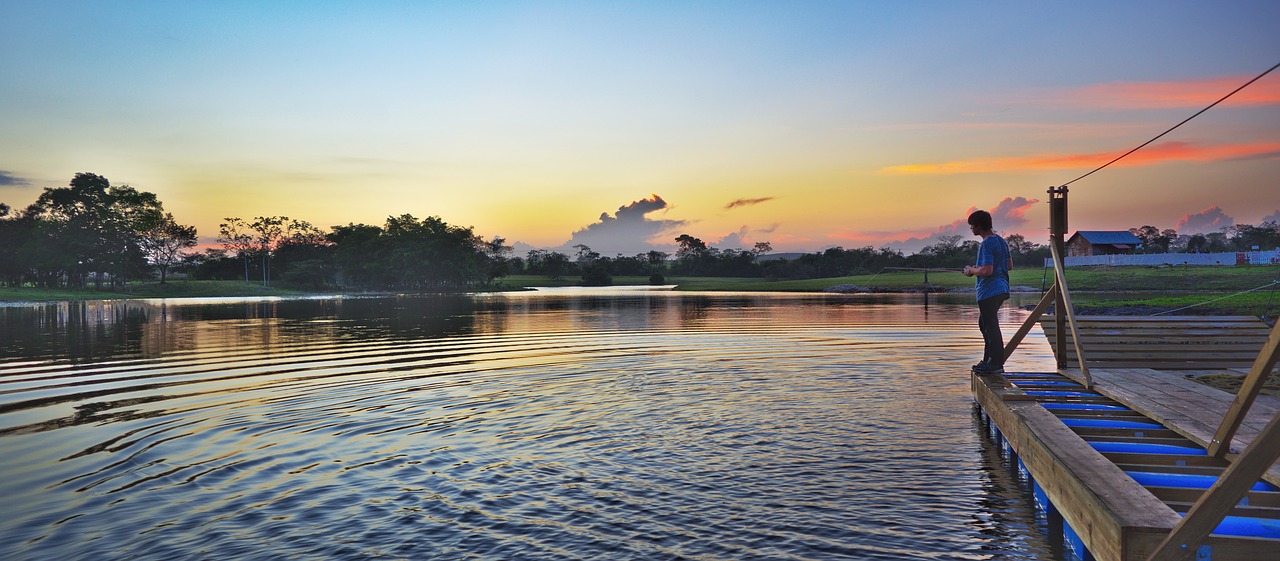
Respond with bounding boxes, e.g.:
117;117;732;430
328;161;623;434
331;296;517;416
671;266;1280;316
0;280;318;302
4;265;1278;316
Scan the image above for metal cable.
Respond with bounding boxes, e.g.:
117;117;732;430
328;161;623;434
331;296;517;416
1151;280;1280;316
1061;61;1280;187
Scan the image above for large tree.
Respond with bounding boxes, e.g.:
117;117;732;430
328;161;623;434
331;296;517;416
23;173;164;288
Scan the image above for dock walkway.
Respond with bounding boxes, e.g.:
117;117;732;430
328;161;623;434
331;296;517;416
972;314;1280;560
1063;367;1280;486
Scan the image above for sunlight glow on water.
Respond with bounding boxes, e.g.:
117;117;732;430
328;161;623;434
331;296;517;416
0;291;1060;560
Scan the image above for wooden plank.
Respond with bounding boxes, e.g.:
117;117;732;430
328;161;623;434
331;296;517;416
1042;337;1270;347
1085;366;1280;509
1209;320;1280;457
1099;451;1230;468
1147;407;1280;561
1045;344;1272;352
1041;332;1269;342
1042;315;1265;324
974;372;1180;561
1163;501;1280;519
1147;486;1280;509
1071;427;1184;439
1051;352;1267;361
1111;464;1226;477
1003;284;1057;361
1044;337;1271;346
1049;243;1092;388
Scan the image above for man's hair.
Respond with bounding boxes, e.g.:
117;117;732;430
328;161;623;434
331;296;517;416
967;210;993;230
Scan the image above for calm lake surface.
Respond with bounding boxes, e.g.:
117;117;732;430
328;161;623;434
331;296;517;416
0;288;1063;560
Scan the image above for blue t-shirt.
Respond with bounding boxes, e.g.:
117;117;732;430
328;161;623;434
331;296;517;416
975;234;1010;301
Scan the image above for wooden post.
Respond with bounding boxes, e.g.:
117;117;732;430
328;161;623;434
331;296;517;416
1049;186;1069;369
1002;284;1059;361
1207;320;1280;457
1145;405;1280;561
1049;242;1093;389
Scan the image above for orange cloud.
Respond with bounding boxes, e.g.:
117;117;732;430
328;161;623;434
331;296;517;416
1036;75;1280;109
828;197;1041;251
882;141;1280;175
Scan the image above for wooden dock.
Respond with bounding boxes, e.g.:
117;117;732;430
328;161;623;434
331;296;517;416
973;314;1280;561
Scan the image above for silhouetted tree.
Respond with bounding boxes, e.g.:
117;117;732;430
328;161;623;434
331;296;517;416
218;217;255;284
250;216;288;287
482;236;514;285
138;212;198;283
22;173;164;288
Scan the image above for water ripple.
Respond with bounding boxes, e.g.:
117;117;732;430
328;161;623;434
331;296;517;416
0;293;1060;560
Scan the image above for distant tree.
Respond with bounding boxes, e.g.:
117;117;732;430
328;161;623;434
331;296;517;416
675;234;708;257
673;234;713;275
1229;222;1280;250
218;217;255;284
138;212;198;284
250;216;288;287
1186;234;1208;253
273;219;333;288
1129;225;1177;253
1205;232;1231;252
1005;234;1036;256
0;204;29;286
381;214;486;290
482;236;514;285
752;241;772;257
327;223;388;288
645;250;669;273
573;244;600;263
580;259;612;286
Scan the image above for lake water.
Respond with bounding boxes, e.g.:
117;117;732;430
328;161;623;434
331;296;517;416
0;288;1064;560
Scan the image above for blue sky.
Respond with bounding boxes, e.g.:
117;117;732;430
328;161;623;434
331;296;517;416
2;1;1278;254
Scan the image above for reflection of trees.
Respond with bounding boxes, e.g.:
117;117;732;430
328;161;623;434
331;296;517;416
0;296;479;364
0;301;152;363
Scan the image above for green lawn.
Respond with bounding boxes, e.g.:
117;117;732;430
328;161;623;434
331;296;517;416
5;266;1279;317
661;265;1280;294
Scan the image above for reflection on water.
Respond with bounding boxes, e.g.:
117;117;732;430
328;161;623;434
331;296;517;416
0;290;1060;560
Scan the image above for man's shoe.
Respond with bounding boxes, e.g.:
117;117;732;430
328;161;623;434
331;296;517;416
974;362;1004;374
971;360;988;371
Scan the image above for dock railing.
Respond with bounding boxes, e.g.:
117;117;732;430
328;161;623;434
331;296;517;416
1146;320;1280;560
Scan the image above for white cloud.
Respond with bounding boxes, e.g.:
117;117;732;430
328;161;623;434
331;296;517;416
559;194;687;256
1174;205;1234;234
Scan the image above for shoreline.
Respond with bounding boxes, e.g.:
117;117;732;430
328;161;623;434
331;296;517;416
1;283;1273;319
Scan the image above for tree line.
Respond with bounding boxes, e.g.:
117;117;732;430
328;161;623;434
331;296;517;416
1127;224;1280;254
0;173;196;288
4;173;1278;290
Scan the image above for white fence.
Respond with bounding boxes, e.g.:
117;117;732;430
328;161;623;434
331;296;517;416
1045;249;1280;268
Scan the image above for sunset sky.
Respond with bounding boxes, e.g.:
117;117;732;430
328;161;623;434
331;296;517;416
2;1;1278;256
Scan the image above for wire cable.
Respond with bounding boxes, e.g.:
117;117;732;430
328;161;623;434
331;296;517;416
1150;280;1280;316
1061;60;1280;187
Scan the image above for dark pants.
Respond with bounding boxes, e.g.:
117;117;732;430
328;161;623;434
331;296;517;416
978;293;1009;366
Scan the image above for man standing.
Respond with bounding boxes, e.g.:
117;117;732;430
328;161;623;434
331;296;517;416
962;210;1012;374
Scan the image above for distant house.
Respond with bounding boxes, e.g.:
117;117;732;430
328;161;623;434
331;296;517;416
1066;231;1143;257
